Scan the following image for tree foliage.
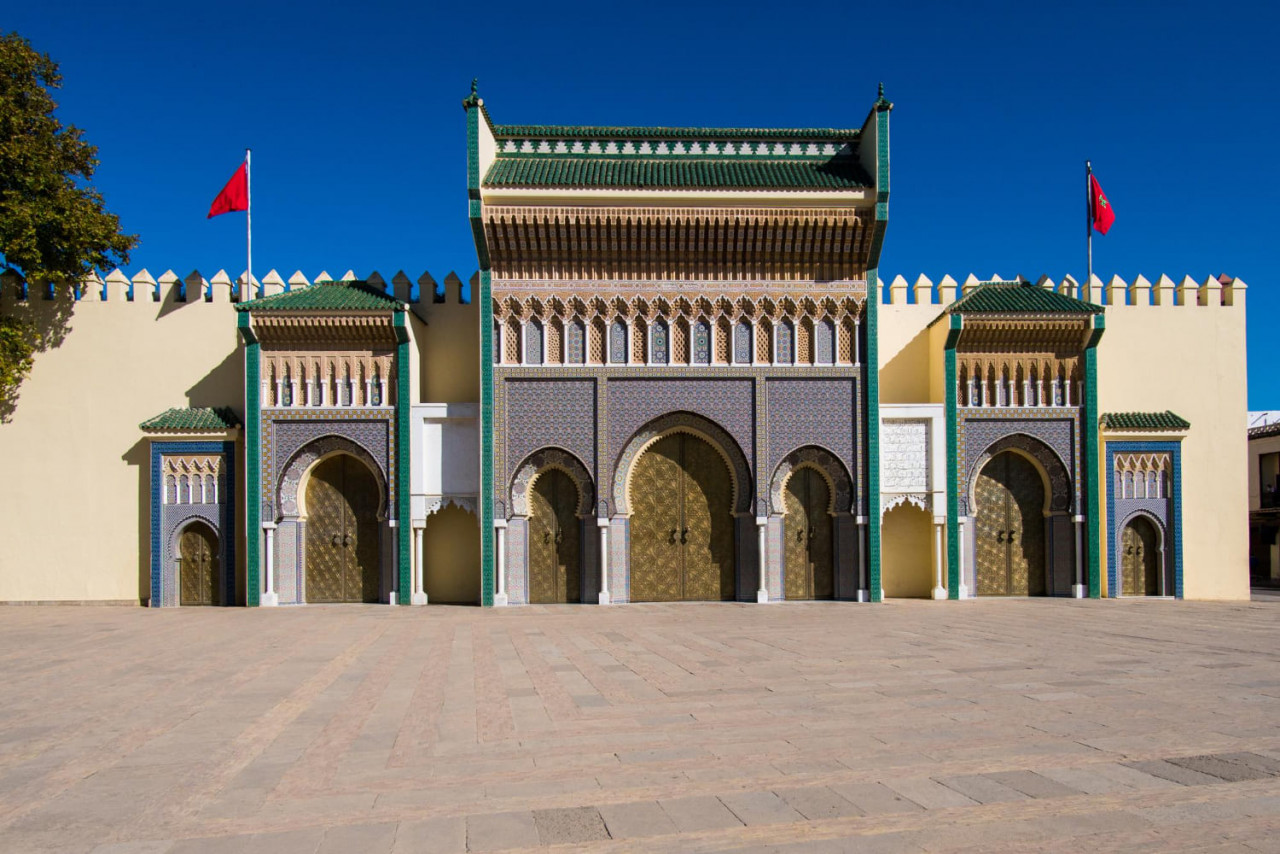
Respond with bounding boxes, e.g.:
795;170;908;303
0;31;137;415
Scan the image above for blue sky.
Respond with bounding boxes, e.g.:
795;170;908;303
10;1;1278;405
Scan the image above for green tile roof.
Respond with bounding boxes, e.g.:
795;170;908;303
483;157;872;190
1101;411;1191;431
235;280;404;312
491;124;862;141
948;282;1104;315
140;407;241;432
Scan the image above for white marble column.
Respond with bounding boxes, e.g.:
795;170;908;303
494;519;508;606
853;318;861;367
756;517;769;603
957;517;970;598
1073;515;1086;598
412;523;427;605
261;522;278;606
597;519;611;604
932;519;947;600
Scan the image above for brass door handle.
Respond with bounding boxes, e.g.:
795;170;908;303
669;528;678;544
343;533;352;548
796;529;804;542
544;531;551;544
332;533;341;546
1008;529;1016;541
996;531;1004;543
681;528;689;544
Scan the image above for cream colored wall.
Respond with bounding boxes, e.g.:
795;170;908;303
1097;291;1249;600
424;505;481;604
412;274;479;404
882;503;933;597
878;297;942;404
0;280;244;602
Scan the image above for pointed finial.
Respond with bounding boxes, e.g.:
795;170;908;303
462;78;481;109
874;82;893;112
878;82;884;97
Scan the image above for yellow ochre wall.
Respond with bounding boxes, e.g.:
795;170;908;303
881;503;934;598
423;505;482;604
412;273;480;403
1097;286;1248;600
876;275;1250;601
0;282;245;603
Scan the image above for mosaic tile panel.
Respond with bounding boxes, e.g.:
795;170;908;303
610;517;630;602
1106;441;1183;598
766;378;857;481
150;441;235;608
266;415;391;519
503;379;597;490
506;517;528;605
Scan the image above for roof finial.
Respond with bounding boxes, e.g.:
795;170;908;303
462;78;481;109
878;82;884;98
874;82;893;112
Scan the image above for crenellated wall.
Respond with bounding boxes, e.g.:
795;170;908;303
878;273;1249;600
0;268;479;604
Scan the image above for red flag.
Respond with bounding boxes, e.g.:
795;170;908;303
207;162;248;218
1090;173;1115;235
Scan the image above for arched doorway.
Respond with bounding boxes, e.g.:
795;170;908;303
783;467;833;599
630;432;735;601
975;451;1046;596
305;454;381;603
529;469;582;603
179;521;219;606
882;502;933;598
1122;515;1161;596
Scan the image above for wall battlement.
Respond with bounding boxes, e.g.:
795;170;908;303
0;269;477;306
880;274;1246;309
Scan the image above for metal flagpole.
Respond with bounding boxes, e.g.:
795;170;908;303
1085;159;1093;302
245;148;253;301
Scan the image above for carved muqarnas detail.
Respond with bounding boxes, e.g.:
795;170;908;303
425;496;480;518
969;433;1072;514
509;448;594;518
277;436;388;520
882;493;929;515
614;412;752;516
769;446;854;515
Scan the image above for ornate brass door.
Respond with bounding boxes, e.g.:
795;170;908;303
974;451;1046;596
528;469;581;603
1122;516;1161;595
629;433;735;601
179;522;218;605
783;468;834;599
305;455;381;603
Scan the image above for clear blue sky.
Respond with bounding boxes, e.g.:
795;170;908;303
10;0;1278;406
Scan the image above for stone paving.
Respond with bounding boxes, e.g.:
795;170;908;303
2;598;1280;853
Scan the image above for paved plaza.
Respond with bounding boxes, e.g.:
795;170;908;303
2;599;1280;853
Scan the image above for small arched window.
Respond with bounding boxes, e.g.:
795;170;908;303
165;475;176;505
815;318;835;364
610;319;628;364
567;320;586;364
178;475;190;504
692;320;712;365
651;319;669;365
525;318;544;365
206;474;217;504
734;320;752;365
777;319;795;364
1123;471;1134;499
493;319;501;364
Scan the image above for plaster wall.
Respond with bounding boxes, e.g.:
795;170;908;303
412;275;479;404
877;299;940;404
1097;298;1249;600
881;502;933;597
423;505;481;604
0;289;244;603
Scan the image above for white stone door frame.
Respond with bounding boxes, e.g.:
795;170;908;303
879;404;949;599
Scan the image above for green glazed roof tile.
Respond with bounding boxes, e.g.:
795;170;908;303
491;124;862;141
1100;411;1191;431
483;157;871;190
235;280;404;313
948;282;1104;315
140;407;241;432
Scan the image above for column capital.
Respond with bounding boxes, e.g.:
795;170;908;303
755;516;768;527
262;522;277;531
596;517;610;529
1072;515;1086;523
494;518;508;530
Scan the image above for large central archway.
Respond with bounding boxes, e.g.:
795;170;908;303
303;453;382;603
974;450;1046;596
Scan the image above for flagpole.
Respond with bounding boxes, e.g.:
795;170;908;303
245;148;253;301
1085;159;1093;302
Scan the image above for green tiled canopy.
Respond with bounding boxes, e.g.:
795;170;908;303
948;282;1104;315
140;407;241;432
492;124;863;141
1101;411;1191;431
484;157;871;190
235;280;404;313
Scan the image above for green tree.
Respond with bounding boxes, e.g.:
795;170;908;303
0;31;137;416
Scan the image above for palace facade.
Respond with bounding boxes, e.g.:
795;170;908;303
0;86;1250;605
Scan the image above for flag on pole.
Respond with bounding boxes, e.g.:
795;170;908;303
1089;173;1115;235
207;162;249;219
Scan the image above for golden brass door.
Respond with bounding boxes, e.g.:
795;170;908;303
528;469;581;603
1122;516;1161;596
974;451;1045;596
783;468;834;599
305;455;381;603
179;522;218;606
629;433;735;602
